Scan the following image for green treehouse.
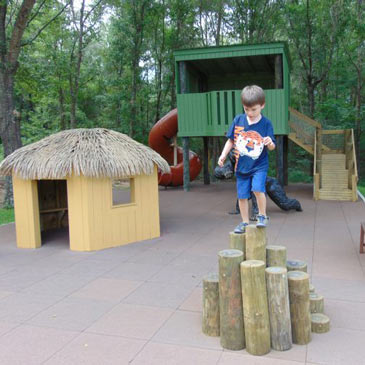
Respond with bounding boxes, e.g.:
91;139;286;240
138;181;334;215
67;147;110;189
175;42;290;188
171;42;358;201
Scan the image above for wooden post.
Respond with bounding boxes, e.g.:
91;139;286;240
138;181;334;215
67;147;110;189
287;259;307;272
246;225;266;263
288;271;311;345
241;260;270;355
179;61;190;192
275;54;283;89
310;293;324;314
183;137;190;192
274;54;287;186
311;313;330;333
203;137;210;185
310;284;315;293
229;232;245;253
219;249;245;350
265;267;292;351
202;273;220;336
276;135;284;187
173;136;178;166
283;135;288;186
266;245;287;267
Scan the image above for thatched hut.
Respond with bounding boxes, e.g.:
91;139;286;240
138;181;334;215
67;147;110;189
0;128;170;251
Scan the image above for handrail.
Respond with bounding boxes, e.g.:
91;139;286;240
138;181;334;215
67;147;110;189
313;129;320;200
351;129;358;179
289;107;322;129
321;130;345;135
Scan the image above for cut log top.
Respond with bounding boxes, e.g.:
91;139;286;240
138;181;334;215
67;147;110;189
311;313;329;323
265;266;287;274
266;245;286;251
241;259;265;268
218;249;244;258
310;292;323;300
287;260;307;270
203;273;219;282
287;270;310;281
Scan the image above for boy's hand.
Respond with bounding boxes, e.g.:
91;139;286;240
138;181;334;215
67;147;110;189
218;155;226;167
264;137;275;146
263;136;273;146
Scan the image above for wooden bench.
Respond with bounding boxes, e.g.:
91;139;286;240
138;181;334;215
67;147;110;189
360;222;365;253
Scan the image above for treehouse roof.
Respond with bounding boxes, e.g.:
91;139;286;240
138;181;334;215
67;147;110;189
0;128;170;180
173;42;292;75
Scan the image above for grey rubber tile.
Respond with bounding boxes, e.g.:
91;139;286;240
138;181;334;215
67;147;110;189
22;273;95;297
44;332;146;364
26;297;115;331
123;281;196;309
0;325;78;365
70;277;143;303
152;310;221;350
0;292;62;323
307;327;365;365
131;342;222;365
102;262;163;281
87;303;173;340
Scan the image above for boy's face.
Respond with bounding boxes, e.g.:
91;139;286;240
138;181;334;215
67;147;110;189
243;104;265;120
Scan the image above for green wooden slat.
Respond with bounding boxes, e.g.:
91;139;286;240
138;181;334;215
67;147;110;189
227;91;233;125
219;91;225;126
177;89;287;137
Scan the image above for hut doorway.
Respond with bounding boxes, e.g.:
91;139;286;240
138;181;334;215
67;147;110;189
38;180;69;246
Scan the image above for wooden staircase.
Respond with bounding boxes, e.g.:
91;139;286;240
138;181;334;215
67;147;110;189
319;154;353;201
288;108;358;201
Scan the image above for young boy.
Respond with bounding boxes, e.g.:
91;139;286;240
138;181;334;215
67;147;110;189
218;85;275;234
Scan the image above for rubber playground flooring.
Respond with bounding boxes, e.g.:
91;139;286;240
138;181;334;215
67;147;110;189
0;180;364;364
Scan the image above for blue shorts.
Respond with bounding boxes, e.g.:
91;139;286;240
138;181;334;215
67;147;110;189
236;170;267;199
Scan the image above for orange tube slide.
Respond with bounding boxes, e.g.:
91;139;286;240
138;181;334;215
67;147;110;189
148;109;202;186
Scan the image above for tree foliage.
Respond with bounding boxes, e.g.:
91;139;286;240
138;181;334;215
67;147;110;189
0;0;364;184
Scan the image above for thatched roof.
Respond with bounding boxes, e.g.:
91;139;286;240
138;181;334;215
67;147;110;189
0;128;170;180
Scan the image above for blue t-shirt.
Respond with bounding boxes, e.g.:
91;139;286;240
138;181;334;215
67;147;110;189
226;114;275;176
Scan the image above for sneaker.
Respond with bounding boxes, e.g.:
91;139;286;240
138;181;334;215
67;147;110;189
234;222;248;234
256;214;269;228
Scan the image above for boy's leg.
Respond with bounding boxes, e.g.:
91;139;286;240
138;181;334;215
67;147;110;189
251;170;269;227
253;192;266;216
238;199;249;223
234;175;251;233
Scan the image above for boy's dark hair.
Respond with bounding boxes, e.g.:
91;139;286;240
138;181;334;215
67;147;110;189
241;85;265;107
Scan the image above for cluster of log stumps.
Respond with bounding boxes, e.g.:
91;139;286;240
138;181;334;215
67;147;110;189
202;225;330;355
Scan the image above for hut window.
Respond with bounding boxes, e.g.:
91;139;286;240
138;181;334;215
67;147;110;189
112;178;134;206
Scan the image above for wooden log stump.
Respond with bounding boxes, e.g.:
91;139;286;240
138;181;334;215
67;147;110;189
288;271;311;345
229;232;246;253
266;245;287;267
246;225;266;263
219;249;245;350
202;273;220;336
310;293;324;314
287;259;307;272
311;313;330;333
265;267;292;351
241;260;270;355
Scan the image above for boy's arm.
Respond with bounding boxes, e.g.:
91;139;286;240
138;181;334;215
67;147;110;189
218;139;234;167
264;137;275;151
264;121;276;151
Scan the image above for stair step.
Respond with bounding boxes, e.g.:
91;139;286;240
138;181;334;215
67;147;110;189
318;188;353;201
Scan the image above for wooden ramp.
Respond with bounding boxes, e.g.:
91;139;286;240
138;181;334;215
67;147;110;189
289;108;358;201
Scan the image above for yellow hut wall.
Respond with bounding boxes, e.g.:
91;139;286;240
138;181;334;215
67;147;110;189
67;166;160;251
12;176;41;248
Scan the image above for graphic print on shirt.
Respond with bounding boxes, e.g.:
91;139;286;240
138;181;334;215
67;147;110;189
233;126;265;161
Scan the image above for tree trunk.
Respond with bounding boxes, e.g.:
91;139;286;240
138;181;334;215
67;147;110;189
59;88;66;130
0;71;21;207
